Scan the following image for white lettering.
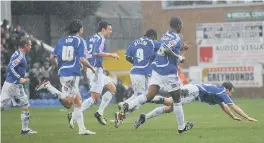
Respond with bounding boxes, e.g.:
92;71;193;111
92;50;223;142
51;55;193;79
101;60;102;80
216;45;239;51
134;40;147;46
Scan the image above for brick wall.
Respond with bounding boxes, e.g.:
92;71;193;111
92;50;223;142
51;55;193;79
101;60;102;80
141;1;264;97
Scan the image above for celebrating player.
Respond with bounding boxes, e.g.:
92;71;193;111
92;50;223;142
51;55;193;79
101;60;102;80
135;82;258;129
36;19;96;135
114;29;160;127
117;17;194;134
1;37;37;135
77;21;120;125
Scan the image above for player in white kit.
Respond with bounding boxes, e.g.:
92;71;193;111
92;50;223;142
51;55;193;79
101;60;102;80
135;82;258;129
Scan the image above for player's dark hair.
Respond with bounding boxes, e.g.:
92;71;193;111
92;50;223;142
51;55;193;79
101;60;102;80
97;21;111;32
144;29;157;40
18;36;31;48
222;82;234;91
66;19;83;35
170;17;182;29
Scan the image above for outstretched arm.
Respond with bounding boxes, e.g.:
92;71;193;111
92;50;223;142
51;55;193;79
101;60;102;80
94;52;120;59
228;104;258;121
219;103;241;121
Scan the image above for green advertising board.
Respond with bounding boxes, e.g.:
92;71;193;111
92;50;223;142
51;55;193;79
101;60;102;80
225;11;264;20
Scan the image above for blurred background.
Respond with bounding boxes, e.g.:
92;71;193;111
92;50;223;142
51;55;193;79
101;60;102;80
1;1;264;107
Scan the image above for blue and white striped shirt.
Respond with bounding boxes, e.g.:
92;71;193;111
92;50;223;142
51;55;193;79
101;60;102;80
6;50;27;84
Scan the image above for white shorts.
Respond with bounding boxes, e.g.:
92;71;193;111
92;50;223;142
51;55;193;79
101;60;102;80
149;70;182;92
130;74;149;95
90;68;111;94
59;76;80;98
0;81;29;108
180;84;199;104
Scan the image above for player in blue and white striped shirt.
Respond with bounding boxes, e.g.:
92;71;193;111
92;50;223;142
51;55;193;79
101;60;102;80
135;82;258;129
114;29;160;128
36;19;96;135
118;17;194;134
80;21;120;125
1;37;37;135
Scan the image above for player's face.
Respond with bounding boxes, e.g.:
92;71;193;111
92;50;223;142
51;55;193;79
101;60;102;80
177;24;183;33
226;89;234;96
105;25;112;37
79;27;84;35
25;41;32;52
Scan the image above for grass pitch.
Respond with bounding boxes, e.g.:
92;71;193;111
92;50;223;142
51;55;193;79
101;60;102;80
1;99;264;143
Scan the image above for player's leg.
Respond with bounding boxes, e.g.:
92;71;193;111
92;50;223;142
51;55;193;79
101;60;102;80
151;93;196;105
20;106;37;135
82;68;108;125
35;78;73;109
82;68;104;112
180;84;200;104
80;68;95;113
135;85;200;129
13;84;37;134
166;75;194;134
73;94;96;135
114;73;160;128
118;74;146;110
94;76;116;125
68;76;95;135
150;91;173;105
1;82;13;111
118;74;147;113
114;74;147;127
135;105;173;129
120;71;161;117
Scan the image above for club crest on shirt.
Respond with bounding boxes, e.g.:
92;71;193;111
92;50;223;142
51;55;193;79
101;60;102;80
13;59;20;65
169;40;176;47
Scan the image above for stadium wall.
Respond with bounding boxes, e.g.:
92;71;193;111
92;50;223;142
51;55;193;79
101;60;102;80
141;1;264;67
141;1;264;97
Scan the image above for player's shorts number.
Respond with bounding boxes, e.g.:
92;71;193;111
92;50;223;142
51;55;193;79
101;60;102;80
136;48;144;63
62;46;74;61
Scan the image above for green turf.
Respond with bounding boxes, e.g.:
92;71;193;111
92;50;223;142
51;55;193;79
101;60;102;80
1;99;264;143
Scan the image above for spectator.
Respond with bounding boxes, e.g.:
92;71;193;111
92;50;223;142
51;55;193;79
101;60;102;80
39;61;54;80
13;25;26;37
115;78;127;103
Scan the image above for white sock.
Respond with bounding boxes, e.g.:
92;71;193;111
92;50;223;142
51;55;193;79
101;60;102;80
145;106;165;120
97;91;113;116
173;103;185;130
46;84;65;99
118;94;137;107
21;111;30;131
124;94;137;103
72;107;86;131
127;94;147;111
82;97;95;112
